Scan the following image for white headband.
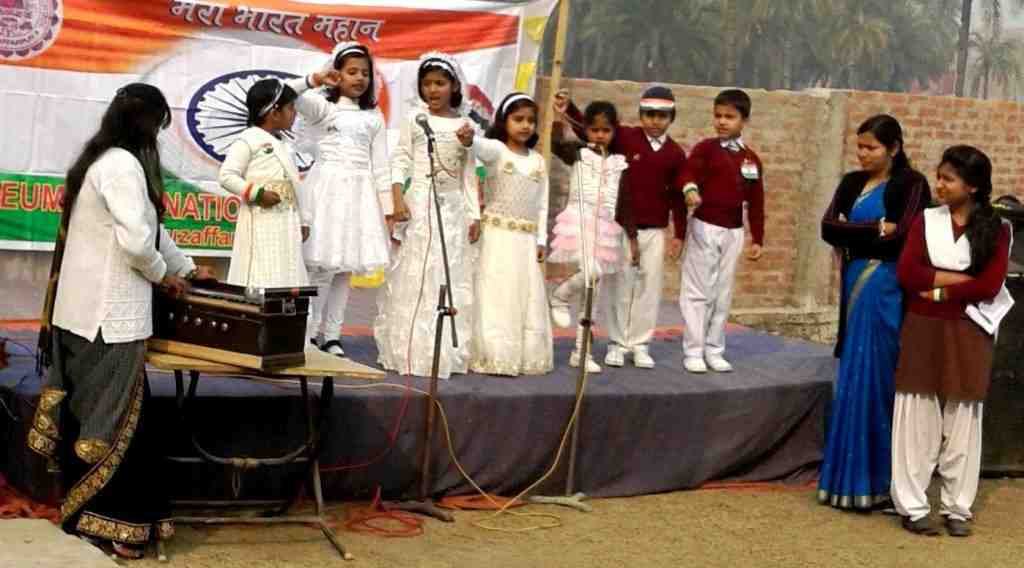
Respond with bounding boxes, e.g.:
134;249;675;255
421;57;457;79
258;80;284;118
499;93;534;117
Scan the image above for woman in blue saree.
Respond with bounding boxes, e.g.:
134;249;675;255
818;114;931;510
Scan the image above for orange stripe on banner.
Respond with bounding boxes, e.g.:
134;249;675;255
0;320;41;332
2;1;520;73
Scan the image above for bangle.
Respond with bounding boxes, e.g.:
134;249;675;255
684;186;699;196
932;288;941;302
253;186;265;204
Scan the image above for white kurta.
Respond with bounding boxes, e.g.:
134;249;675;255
219;126;309;288
53;148;196;343
469;138;553;376
289;78;392;274
374;112;480;378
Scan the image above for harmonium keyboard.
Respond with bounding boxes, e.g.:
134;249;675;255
150;282;317;371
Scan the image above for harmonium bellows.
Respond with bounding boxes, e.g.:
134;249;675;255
150;282;317;371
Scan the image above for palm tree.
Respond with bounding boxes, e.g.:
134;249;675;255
969;30;1023;98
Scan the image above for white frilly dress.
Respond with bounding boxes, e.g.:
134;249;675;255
373;111;480;378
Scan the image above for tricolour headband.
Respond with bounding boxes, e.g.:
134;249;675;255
639;98;675;111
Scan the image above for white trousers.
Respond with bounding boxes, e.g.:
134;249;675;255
603;229;666;349
307;269;352;342
679;218;745;358
891;393;983;522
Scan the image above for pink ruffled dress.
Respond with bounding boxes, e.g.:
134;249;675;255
548;147;628;276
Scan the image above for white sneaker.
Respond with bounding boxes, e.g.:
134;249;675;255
604;345;626;367
549;294;572;329
320;339;345;357
706;355;733;373
632;346;655;369
683;357;708;374
570;351;602;373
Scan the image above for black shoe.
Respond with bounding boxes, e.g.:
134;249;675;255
320;339;345;357
945;517;972;537
902;516;941;536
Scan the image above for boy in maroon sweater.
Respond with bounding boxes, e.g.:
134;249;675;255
679;89;765;374
555;86;687;369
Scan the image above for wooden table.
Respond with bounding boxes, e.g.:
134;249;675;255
146;347;385;562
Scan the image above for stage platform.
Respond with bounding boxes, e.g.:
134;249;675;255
1;320;835;504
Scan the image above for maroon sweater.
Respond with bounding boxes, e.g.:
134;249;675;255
677;138;766;245
897;213;1010;319
566;104;687;239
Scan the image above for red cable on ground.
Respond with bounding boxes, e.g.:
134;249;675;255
0;474;59;523
337;487;424;537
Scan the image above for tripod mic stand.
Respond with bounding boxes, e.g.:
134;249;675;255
385;118;459;522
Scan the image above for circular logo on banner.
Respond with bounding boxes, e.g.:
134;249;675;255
0;0;62;61
186;69;316;172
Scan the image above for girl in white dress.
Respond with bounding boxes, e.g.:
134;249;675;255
469;92;553;376
219;78;309;288
374;52;481;378
548;101;635;373
287;43;391;356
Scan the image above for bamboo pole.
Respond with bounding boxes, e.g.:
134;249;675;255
540;0;571;166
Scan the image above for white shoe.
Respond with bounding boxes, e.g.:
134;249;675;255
604;345;626;367
632;346;655;369
320;339;345;357
549;294;572;329
683;357;708;374
570;351;602;373
706;355;733;373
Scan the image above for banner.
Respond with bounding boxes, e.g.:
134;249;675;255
0;0;556;254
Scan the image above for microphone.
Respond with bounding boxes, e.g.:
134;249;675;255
415;114;434;137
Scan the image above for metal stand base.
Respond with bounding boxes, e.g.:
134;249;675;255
164;371;352;561
526;493;592;513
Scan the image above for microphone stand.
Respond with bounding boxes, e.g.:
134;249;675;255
385;120;457;522
527;142;596;513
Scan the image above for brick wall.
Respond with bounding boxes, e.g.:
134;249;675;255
538;79;1024;342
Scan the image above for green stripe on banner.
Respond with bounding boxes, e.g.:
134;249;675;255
0;171;237;253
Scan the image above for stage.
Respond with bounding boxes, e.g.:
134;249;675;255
0;314;835;505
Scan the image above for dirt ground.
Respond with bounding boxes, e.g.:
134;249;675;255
134;479;1024;568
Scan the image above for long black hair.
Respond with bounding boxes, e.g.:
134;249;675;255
417;58;463;109
857;114;911;173
246;79;299;127
939;145;1003;274
64;83;171;221
325;44;376;109
485;92;539;148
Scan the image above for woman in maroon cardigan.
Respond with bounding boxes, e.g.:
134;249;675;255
891;145;1011;537
818;115;931;511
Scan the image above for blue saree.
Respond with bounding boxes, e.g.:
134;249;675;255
817;182;903;509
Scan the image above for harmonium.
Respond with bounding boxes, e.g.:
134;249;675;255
150;282;317;371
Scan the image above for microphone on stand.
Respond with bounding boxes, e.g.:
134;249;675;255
415;113;435;156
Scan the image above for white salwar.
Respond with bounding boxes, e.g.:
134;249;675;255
469;138;553;376
603;228;666;350
679;218;745;359
287;78;392;341
891;393;984;522
373;111;480;379
219;126;309;288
